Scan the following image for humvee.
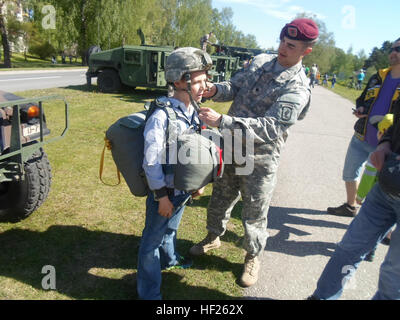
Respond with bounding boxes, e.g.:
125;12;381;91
86;45;240;93
213;43;278;66
0;90;68;221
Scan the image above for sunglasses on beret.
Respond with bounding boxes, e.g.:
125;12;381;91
390;46;400;53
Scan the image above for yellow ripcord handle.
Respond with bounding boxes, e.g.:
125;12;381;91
99;137;121;186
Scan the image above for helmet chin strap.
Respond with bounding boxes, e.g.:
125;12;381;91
183;73;201;113
182;73;205;132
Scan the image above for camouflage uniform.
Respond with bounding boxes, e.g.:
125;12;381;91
207;53;311;256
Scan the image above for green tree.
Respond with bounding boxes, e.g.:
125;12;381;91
365;40;392;71
23;0;260;64
211;7;258;49
295;12;336;74
0;0;12;67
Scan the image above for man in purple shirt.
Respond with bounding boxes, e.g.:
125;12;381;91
365;72;400;146
328;37;400;217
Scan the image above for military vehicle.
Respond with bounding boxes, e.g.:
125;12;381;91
86;44;240;93
212;43;277;66
0;90;68;221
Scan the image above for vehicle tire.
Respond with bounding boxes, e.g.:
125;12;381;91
98;69;122;92
0;148;52;222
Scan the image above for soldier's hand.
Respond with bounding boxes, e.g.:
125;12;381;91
199;107;222;127
202;82;217;99
158;196;174;218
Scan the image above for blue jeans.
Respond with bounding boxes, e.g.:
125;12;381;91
342;135;375;181
137;191;189;300
313;184;400;299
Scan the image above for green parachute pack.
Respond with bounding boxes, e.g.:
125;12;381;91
100;98;223;197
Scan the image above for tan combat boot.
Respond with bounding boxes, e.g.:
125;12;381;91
240;253;260;287
189;232;221;256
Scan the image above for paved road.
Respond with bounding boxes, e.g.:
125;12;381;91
0;68;89;92
243;86;388;300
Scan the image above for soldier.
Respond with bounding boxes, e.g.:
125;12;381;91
137;47;212;300
200;31;214;51
190;18;319;287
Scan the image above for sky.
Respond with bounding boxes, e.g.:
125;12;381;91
212;0;399;56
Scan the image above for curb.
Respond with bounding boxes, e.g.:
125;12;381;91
0;68;88;75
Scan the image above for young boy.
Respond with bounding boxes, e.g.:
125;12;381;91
136;47;212;300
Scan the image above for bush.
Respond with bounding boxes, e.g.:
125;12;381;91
29;42;56;60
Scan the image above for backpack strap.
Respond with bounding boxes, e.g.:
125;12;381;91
146;97;178;147
99;136;121;186
163;106;177;147
145;98;178;169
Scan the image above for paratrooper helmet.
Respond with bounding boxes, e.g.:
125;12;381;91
165;47;212;83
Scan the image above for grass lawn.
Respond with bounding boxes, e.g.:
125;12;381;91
0;85;245;300
0;75;362;300
324;82;361;103
0;52;83;70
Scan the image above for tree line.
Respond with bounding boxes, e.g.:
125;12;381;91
0;0;258;67
298;13;392;82
0;1;394;77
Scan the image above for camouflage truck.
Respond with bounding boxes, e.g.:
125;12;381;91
0;90;68;221
213;43;277;67
86;45;240;93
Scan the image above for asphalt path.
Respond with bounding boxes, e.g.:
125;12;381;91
243;85;388;300
0;68;89;92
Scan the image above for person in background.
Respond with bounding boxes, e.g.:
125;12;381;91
310;63;318;88
357;69;365;90
200;31;214;51
323;73;329;86
308;90;400;300
331;74;337;88
355;113;394;262
327;37;400;217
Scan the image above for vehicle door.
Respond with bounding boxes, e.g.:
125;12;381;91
120;49;145;86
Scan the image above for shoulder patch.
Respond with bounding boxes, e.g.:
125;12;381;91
279;103;295;122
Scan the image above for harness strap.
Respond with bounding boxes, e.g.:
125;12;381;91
99;137;121;186
163;106;178;147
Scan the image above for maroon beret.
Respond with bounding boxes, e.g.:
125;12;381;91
280;18;319;42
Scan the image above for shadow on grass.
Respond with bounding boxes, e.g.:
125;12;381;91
0;225;237;299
